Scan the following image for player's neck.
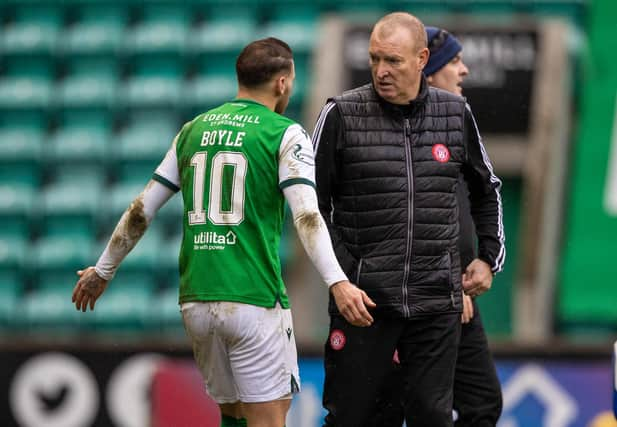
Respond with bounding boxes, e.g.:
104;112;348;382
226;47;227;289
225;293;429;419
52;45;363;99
235;88;276;112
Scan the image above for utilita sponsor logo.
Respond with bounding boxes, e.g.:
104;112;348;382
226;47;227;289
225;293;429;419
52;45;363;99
194;231;237;245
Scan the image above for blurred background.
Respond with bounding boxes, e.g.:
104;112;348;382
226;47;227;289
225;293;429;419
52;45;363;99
0;0;616;426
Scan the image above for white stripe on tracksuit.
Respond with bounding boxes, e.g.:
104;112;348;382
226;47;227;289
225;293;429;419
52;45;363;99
466;103;506;273
312;101;336;152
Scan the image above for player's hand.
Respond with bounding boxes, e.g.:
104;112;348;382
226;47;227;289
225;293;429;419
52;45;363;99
461;292;474;324
462;258;493;298
330;280;376;327
72;267;108;312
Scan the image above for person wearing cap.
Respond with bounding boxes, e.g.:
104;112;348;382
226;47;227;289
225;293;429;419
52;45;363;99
373;27;503;427
313;12;505;427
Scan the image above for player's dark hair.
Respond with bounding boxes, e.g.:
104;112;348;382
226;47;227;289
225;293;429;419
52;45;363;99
236;37;293;88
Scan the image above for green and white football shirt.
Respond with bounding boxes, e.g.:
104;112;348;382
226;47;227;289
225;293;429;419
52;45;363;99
153;99;315;308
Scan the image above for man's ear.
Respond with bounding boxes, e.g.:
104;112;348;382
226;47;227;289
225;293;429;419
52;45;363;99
418;47;429;70
275;75;286;96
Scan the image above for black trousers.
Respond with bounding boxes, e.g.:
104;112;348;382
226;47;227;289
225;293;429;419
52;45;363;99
322;312;461;427
373;300;502;427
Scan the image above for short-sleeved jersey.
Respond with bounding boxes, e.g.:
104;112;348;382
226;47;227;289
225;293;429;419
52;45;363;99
153;99;315;308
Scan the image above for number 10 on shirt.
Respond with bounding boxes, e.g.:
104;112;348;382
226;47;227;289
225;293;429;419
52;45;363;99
188;151;248;226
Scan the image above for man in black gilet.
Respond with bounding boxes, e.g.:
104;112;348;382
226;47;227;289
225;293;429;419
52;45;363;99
313;13;505;427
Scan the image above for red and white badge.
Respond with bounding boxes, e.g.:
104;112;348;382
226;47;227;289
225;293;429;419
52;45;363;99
432;144;450;163
329;329;346;350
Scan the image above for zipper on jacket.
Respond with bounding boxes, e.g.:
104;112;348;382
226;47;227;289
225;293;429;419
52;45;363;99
448;251;456;308
355;258;363;286
402;119;413;318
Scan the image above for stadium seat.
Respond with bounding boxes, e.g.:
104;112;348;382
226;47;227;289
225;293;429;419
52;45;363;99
61;5;127;56
0;235;28;273
0;271;24;328
40;168;104;237
149;285;183;331
55;57;118;110
120;58;184;110
47;117;111;167
22;272;84;331
0;75;53;112
190;7;257;57
1;5;62;56
113;113;178;169
259;6;318;54
184;50;237;113
0;124;44;165
0;184;35;232
0;158;39;238
90;271;156;330
124;4;188;56
30;235;94;275
183;73;237;114
157;232;182;275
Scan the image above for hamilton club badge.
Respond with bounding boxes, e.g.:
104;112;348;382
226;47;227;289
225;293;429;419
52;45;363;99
432;144;450;163
329;329;346;350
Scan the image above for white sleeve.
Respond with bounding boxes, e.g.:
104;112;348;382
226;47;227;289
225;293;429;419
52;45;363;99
153;134;181;192
95;180;175;281
283;184;348;287
278;124;316;190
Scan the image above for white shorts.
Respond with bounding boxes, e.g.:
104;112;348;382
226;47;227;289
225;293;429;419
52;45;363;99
181;301;300;404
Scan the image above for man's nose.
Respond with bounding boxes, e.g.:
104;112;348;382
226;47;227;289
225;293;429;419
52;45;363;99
376;62;390;78
460;62;469;76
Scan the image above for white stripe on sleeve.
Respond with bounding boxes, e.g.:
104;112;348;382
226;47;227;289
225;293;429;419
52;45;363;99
466;103;506;272
312;101;336;152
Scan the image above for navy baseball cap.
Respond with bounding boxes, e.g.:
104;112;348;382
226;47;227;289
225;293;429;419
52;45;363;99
424;26;463;76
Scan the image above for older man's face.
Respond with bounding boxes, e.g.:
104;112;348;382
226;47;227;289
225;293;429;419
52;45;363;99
369;26;427;105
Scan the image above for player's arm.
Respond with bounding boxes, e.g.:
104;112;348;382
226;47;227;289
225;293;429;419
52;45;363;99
279;124;375;327
72;136;182;312
461;104;506;296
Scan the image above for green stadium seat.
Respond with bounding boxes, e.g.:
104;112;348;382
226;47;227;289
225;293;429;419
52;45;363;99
0;125;44;165
0;183;35;225
190;7;257;57
47;122;110;166
0;163;38;239
157;232;182;275
0;271;23;328
56;58;118;110
149;285;183;331
30;235;94;274
0;235;28;272
1;5;62;56
0;162;41;192
124;5;188;55
41;172;103;237
61;5;127;56
114;114;177;166
119;57;184;110
0;76;53;111
183;74;237;112
90;272;156;330
260;7;318;54
22;272;84;331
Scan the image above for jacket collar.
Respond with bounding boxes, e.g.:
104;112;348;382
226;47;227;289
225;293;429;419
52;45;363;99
372;74;429;117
